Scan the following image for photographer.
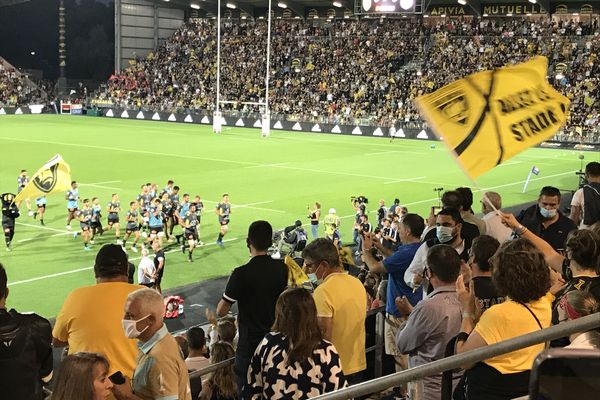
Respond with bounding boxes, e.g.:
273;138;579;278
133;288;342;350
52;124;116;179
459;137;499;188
351;196;368;245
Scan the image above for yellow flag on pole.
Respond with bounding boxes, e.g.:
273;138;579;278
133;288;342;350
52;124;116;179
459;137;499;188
13;154;72;204
415;56;570;180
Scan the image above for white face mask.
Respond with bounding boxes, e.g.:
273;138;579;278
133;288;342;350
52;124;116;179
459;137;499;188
436;226;455;243
122;314;151;339
539;207;557;219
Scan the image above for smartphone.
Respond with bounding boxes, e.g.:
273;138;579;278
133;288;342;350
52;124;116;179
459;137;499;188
109;371;126;385
431;206;442;216
529;348;600;400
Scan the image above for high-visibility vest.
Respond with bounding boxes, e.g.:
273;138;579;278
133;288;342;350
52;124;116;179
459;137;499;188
324;213;337;235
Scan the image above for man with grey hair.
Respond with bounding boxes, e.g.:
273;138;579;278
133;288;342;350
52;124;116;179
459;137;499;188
481;192;512;243
113;288;191;400
137;248;156;288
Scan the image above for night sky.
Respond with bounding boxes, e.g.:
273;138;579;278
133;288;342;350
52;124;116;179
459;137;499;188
0;0;115;81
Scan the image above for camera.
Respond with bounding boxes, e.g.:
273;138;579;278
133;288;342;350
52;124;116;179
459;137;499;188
351;195;369;204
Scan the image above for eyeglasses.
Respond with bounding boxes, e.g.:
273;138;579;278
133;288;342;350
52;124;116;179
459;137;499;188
304;260;320;270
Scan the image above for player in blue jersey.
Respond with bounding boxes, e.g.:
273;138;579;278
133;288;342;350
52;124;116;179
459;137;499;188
65;181;79;230
147;198;165;246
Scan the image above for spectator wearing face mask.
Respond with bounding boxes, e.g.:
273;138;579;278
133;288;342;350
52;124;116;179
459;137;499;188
113;288;191;400
516;186;577;252
405;208;469;292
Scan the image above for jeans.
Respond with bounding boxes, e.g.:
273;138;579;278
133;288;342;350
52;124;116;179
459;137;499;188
234;351;252;397
311;223;319;239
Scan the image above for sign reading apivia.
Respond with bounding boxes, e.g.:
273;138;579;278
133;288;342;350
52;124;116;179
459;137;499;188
428;5;472;16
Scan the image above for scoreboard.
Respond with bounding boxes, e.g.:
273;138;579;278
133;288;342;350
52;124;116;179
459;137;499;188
360;0;422;14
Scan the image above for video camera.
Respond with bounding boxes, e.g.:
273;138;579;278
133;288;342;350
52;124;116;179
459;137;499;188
351;195;369;204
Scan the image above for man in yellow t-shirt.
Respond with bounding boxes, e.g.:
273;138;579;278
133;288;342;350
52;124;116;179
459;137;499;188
303;238;367;381
53;244;144;379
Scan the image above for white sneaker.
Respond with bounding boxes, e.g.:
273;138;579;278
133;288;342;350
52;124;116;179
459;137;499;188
271;251;281;260
28;211;34;217
116;239;123;245
130;246;138;253
66;225;72;230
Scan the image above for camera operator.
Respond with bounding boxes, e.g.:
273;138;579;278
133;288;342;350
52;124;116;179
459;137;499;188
570;162;600;228
351;196;368;245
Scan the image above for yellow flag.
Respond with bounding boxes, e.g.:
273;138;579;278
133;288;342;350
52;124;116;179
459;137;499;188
415;56;570;180
14;155;72;204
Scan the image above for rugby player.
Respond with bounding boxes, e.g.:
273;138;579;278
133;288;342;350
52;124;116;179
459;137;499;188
105;193;121;244
215;193;231;247
122;201;141;252
65;181;79;230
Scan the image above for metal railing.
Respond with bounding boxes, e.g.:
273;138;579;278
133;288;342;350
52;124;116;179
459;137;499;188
311;313;600;400
188;306;387;380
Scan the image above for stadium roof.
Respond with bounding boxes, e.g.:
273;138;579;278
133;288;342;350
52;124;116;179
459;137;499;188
149;0;594;16
0;0;29;7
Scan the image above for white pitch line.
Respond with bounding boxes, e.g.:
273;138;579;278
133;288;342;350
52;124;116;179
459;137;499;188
366;150;398;156
496;161;523;167
79;183;123;190
16;222;70;234
244;162;290;169
81;181;121;185
383;176;427;185
8;237;240;286
203;199;286;214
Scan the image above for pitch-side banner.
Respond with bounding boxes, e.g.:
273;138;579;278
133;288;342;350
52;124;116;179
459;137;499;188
13;154;72;204
415;56;570;180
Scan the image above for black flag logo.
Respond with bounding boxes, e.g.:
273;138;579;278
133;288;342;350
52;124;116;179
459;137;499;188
33;163;59;193
432;87;470;126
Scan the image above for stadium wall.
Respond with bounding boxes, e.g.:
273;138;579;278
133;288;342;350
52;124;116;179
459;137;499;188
115;0;184;72
1;105;595;152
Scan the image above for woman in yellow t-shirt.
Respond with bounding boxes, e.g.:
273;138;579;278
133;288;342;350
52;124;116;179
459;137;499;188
455;239;555;400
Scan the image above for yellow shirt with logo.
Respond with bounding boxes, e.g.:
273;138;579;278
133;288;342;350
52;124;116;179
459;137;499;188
313;271;367;375
53;282;144;378
475;292;554;374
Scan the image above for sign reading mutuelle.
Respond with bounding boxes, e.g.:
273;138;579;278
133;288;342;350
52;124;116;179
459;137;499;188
415;57;570;180
482;3;543;15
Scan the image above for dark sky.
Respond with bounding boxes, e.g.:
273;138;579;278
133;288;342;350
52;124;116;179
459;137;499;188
0;0;115;81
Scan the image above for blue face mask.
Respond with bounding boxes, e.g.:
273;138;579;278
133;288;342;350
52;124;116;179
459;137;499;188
539;207;557;219
436;226;454;243
307;265;322;286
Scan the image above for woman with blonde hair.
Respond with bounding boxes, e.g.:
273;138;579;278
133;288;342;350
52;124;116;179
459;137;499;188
199;341;237;400
51;352;113;400
243;287;346;399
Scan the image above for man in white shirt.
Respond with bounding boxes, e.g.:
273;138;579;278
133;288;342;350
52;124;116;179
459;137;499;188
137;248;156;288
481;191;512;243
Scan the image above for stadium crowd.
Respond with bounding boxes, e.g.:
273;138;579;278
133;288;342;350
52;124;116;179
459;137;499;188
94;17;599;137
0;61;47;107
2;161;600;400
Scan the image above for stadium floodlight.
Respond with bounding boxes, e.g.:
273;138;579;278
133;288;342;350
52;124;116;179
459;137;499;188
506;13;513;16
399;0;414;10
190;2;200;9
277;2;287;8
457;0;467;5
333;1;342;7
226;2;237;9
528;0;536;4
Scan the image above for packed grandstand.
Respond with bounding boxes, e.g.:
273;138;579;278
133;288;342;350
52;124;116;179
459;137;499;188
2;16;599;142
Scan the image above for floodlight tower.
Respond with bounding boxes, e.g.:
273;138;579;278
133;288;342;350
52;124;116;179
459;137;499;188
58;0;67;95
213;0;223;134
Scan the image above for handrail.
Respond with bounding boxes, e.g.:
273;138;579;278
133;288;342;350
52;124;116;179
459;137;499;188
311;313;600;400
189;357;235;379
188;306;388;380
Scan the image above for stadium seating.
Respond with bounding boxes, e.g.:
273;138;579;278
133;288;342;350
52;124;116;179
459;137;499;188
94;17;599;141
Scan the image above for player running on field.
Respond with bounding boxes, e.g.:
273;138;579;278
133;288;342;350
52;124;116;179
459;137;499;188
34;196;46;225
215;193;231;247
123;201;141;252
105;193;121;244
76;199;93;251
65;181;79;230
183;203;199;262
